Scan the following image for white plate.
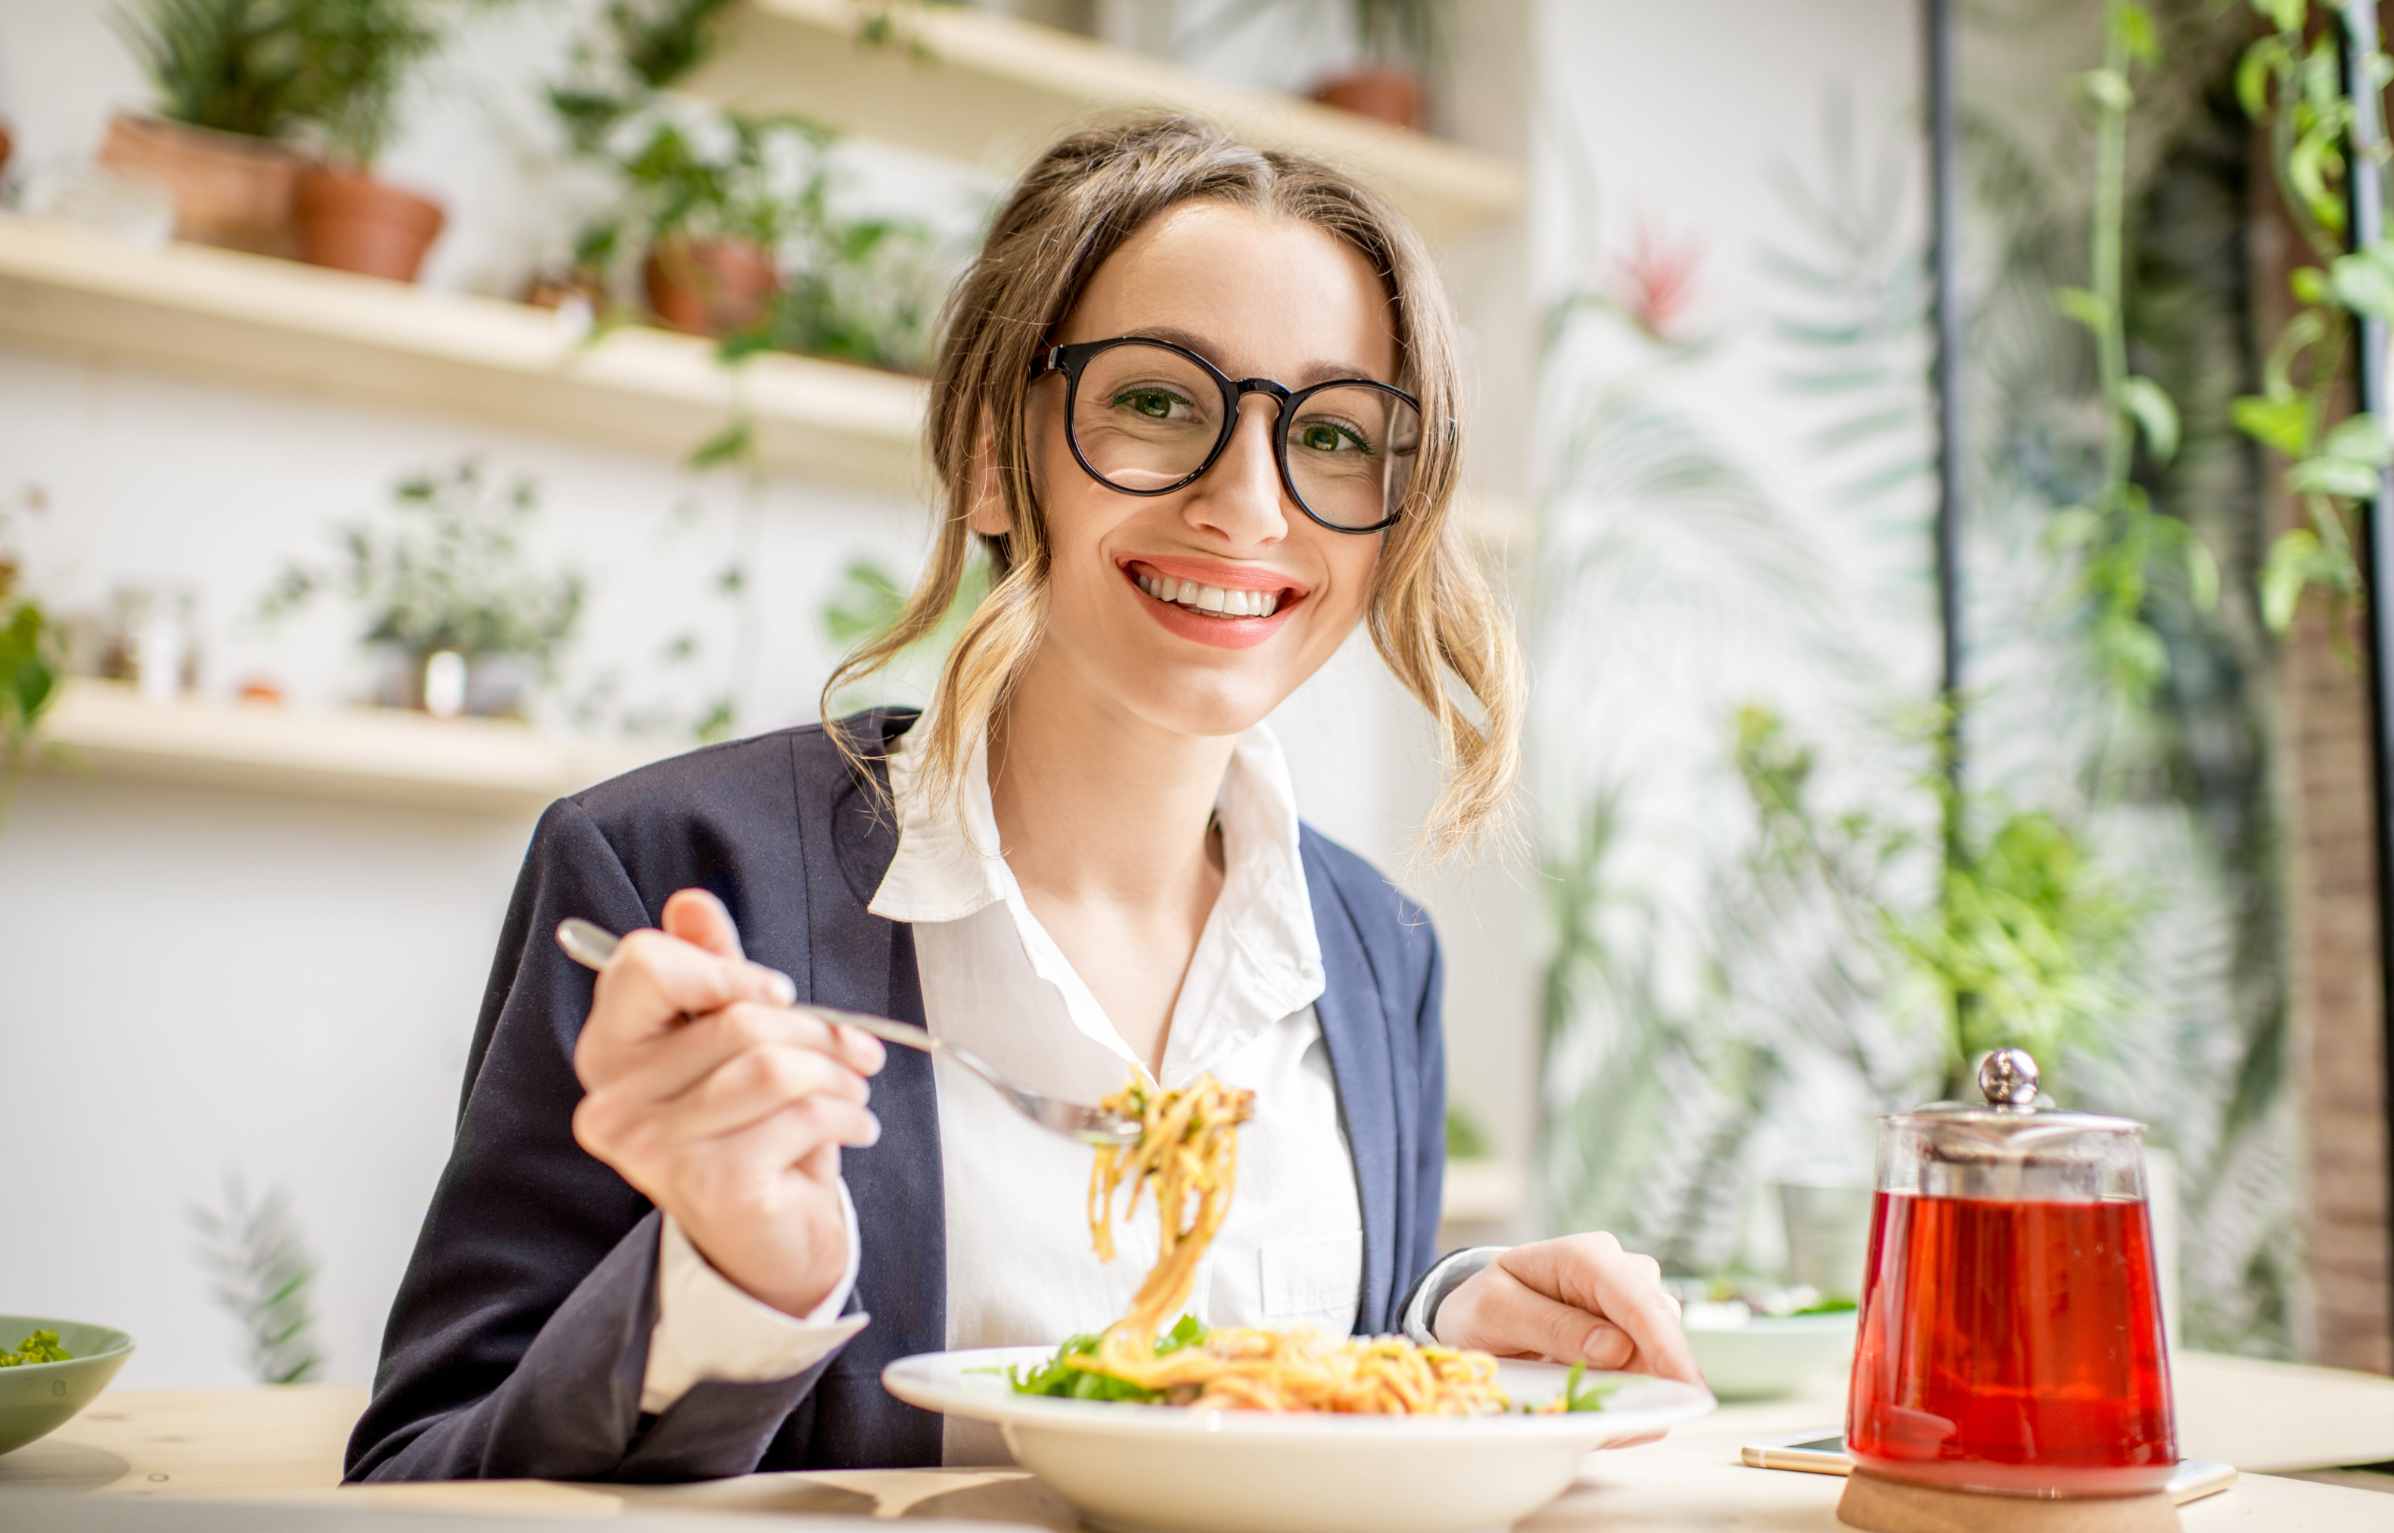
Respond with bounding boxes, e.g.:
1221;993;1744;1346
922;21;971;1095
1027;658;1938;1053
1682;1311;1857;1400
882;1346;1716;1533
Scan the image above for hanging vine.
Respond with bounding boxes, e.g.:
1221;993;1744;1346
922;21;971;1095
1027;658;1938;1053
2232;0;2394;631
2056;0;2220;700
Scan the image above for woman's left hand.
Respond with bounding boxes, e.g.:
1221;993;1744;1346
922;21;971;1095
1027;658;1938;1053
1433;1232;1703;1388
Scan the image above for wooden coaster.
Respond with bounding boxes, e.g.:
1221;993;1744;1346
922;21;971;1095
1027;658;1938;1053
1837;1471;2182;1533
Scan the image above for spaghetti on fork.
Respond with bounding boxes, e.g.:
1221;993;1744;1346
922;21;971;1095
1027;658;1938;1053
1007;1073;1602;1416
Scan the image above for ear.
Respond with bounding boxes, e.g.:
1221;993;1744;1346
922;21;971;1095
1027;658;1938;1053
965;410;1011;539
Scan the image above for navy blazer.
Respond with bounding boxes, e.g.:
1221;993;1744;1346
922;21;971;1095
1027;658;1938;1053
344;709;1447;1483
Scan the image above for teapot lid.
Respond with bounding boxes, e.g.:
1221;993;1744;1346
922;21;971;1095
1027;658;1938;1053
1888;1047;2143;1146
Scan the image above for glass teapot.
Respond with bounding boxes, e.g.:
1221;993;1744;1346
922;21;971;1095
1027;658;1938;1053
1844;1049;2178;1497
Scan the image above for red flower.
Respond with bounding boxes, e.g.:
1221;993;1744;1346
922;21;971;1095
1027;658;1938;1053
1613;219;1705;343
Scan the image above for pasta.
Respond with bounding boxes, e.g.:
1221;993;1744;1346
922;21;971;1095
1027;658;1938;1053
1010;1073;1607;1416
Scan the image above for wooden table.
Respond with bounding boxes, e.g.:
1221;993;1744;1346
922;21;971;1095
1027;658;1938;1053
5;1353;2390;1530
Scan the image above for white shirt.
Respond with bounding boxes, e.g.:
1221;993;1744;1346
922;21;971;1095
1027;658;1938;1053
637;714;1461;1460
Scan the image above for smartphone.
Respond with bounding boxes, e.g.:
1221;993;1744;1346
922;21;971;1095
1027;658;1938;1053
1737;1433;2238;1505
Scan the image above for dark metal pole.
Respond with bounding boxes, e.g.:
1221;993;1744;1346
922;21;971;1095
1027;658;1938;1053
1926;0;1966;805
2337;0;2394;1348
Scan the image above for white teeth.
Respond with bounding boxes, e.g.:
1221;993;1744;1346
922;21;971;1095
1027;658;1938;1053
1132;567;1288;618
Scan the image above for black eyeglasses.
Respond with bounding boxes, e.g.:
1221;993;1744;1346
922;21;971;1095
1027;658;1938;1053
1028;335;1423;533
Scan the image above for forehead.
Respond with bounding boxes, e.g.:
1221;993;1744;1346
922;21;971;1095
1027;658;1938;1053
1061;200;1400;384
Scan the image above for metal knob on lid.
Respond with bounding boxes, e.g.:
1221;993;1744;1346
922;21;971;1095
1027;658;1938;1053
1978;1047;2040;1111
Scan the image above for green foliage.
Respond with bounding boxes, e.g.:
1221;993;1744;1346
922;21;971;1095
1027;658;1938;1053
1735;703;2140;1097
0;491;59;771
2060;0;2217;703
0;1329;71;1367
2231;0;2394;631
550;2;947;376
117;0;511;164
190;1177;322;1386
1443;1104;1493;1162
280;0;445;166
114;0;316;140
817;554;990;709
0;600;57;764
258;458;584;670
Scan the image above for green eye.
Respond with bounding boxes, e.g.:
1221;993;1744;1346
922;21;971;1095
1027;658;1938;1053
1297;421;1368;454
1116;389;1180;419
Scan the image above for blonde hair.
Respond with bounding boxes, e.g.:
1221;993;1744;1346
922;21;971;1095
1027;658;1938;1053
822;113;1522;856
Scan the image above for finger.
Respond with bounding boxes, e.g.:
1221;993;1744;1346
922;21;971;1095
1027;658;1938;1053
1500;1238;1705;1386
725;1094;882;1169
610;1002;884;1104
664;1044;870;1141
663;887;746;962
1456;1266;1636;1366
581;928;795;1074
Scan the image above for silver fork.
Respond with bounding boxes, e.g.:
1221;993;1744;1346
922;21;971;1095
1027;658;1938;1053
554;918;1141;1147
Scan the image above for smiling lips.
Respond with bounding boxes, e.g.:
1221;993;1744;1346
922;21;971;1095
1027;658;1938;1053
1120;556;1307;651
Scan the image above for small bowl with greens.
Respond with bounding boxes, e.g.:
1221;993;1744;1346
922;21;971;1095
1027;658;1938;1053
0;1315;134;1457
1670;1280;1857;1401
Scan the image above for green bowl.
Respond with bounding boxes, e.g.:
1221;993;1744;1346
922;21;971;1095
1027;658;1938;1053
0;1314;135;1457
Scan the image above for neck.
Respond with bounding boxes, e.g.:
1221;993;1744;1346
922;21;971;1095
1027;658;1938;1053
988;654;1233;906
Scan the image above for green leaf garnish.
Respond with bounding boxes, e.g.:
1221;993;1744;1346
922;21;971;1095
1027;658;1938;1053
0;1329;71;1367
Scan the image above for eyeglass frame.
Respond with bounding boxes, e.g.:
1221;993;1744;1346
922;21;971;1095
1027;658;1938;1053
1027;334;1424;535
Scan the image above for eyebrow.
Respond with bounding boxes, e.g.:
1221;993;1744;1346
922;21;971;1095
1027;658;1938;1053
1122;325;1390;389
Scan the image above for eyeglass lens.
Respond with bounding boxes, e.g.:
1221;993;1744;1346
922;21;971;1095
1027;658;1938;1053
1069;342;1420;528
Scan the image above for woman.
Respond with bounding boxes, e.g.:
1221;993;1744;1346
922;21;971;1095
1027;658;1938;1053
346;114;1696;1484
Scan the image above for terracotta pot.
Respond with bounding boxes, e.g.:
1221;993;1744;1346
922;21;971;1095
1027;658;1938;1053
1307;67;1426;131
293;164;446;283
522;266;607;313
95;113;301;254
643;236;781;338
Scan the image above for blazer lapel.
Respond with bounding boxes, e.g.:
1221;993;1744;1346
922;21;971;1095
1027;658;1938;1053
1303;837;1400;1333
798;712;944;1464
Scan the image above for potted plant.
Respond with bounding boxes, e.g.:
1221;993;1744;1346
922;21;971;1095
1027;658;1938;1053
0;489;59;781
1308;0;1441;129
283;0;513;281
257;460;584;719
1199;0;1443;130
548;3;948;363
622;116;791;337
103;0;316;253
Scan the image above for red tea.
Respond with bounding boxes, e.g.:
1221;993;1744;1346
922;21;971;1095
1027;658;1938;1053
1846;1191;2176;1496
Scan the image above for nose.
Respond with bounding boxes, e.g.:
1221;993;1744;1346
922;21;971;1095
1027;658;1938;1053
1182;396;1290;548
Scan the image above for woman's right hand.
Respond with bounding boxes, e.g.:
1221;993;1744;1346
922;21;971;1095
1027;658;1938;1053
569;888;888;1319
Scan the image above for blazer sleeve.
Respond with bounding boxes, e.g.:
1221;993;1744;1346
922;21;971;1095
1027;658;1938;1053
1403;916;1450;1313
343;798;841;1483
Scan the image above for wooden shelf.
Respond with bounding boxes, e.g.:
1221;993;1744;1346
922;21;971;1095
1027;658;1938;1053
32;681;675;813
0;217;1525;551
1441;1160;1527;1226
0;216;931;494
683;0;1525;245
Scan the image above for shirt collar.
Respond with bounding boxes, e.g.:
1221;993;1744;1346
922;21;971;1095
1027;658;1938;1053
865;705;1327;1030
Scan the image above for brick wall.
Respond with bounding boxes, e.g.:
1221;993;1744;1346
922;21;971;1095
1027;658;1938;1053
2278;597;2394;1373
2254;156;2394;1375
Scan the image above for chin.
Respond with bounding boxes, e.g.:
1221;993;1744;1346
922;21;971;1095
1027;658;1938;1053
1128;667;1286;739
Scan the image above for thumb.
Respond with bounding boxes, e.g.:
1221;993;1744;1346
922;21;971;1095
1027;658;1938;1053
662;887;746;961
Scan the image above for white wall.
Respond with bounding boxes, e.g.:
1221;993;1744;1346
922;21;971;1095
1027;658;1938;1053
0;1;1542;1387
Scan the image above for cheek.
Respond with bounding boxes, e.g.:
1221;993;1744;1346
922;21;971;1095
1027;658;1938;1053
1310;537;1384;640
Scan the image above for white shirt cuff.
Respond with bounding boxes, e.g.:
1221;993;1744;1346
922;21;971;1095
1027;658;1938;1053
1402;1245;1506;1346
638;1181;869;1414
